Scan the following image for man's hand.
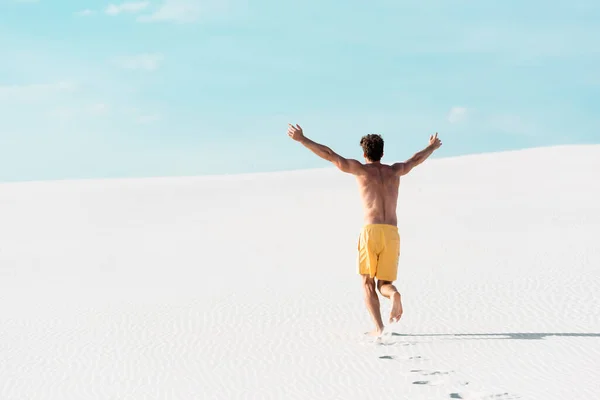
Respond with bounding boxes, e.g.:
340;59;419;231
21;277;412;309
429;132;442;150
287;124;305;142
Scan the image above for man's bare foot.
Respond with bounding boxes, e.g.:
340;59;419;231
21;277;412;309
389;292;403;323
365;327;385;337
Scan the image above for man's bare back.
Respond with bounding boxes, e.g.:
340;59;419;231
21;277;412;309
287;124;442;336
356;163;400;226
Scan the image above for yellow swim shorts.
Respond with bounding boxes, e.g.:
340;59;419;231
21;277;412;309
357;224;400;282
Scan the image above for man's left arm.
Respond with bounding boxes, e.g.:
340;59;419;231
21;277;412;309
288;124;365;175
392;132;442;176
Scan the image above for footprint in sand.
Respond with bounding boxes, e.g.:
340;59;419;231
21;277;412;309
378;355;429;362
411;369;453;376
413;379;446;386
411;369;453;386
450;392;520;399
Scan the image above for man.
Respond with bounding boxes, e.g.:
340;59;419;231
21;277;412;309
287;123;442;336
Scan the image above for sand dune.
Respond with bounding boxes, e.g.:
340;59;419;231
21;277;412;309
1;144;599;399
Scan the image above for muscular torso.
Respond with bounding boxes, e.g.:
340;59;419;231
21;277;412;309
355;163;400;226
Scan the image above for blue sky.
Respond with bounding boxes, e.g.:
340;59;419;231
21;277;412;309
1;0;599;182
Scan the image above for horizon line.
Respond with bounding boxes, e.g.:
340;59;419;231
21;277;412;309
1;143;597;186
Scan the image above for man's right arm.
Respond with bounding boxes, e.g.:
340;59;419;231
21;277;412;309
288;123;366;176
392;133;442;176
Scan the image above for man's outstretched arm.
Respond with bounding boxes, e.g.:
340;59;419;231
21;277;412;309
393;132;442;176
287;123;365;175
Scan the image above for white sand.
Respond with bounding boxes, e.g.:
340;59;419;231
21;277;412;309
1;144;600;399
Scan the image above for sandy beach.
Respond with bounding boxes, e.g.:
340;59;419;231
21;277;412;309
1;144;599;399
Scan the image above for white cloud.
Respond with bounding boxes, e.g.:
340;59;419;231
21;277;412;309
75;9;95;16
488;114;537;136
88;103;110;116
137;114;161;124
112;54;164;71
46;107;76;121
447;106;468;124
137;0;204;23
44;103;111;122
118;106;162;124
0;81;77;103
105;2;150;15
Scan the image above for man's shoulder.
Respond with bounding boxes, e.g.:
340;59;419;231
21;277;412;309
366;163;395;171
357;163;397;179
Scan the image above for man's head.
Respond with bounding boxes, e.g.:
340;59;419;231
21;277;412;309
360;134;384;162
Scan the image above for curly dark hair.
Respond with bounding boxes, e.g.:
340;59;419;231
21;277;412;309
359;134;384;162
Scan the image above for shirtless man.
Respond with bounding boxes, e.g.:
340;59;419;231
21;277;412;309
287;124;442;336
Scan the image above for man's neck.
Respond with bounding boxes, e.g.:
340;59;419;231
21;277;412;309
365;159;382;165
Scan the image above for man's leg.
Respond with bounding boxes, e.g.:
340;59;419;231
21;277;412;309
362;274;385;335
376;227;403;323
377;280;403;323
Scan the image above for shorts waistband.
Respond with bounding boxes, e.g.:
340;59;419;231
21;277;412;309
362;224;398;229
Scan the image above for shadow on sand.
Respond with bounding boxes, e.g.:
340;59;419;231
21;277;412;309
391;332;600;341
